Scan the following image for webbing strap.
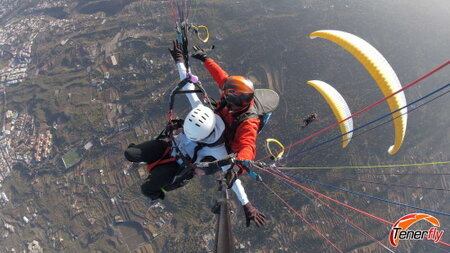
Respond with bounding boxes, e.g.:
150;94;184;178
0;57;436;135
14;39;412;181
173;90;203;94
146;146;174;172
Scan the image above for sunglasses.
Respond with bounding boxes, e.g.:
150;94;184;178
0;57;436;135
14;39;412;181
224;88;253;105
224;93;244;107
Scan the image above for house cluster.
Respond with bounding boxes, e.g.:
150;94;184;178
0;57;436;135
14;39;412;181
0;14;71;87
0;17;38;87
0;0;18;19
1;222;15;240
0;109;55;186
0;136;12;185
33;130;53;162
1;110;34;167
35;0;68;9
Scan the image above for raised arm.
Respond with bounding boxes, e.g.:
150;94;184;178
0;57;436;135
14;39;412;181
191;46;229;90
203;58;228;90
169;40;202;108
175;62;202;108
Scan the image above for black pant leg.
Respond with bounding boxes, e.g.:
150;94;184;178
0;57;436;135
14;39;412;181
124;140;169;164
141;161;180;200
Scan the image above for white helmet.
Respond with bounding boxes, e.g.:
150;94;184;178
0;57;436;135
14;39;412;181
183;105;216;141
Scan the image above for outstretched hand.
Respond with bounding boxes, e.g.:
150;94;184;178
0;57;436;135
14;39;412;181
168;40;184;63
191;45;208;62
243;202;266;227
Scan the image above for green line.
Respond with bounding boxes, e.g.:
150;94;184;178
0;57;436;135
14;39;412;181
278;161;450;170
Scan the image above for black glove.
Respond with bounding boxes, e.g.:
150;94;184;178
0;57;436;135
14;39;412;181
168;40;184;63
243;202;266;227
224;165;241;188
191;45;208;62
167;119;184;131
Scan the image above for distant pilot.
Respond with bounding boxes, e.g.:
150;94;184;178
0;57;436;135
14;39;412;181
302;113;318;128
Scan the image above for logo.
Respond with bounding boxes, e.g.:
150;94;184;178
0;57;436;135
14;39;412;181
389;213;445;247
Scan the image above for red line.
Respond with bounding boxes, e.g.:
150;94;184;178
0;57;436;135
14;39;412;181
439;241;450;247
261;182;343;253
277;172;394;252
261;167;392;225
259;166;450;248
169;0;178;27
259;60;450;161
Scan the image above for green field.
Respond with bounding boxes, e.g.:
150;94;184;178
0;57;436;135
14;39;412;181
62;149;82;169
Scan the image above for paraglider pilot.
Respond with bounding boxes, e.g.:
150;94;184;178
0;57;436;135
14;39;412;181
302;113;318;128
123;41;266;228
191;46;262;187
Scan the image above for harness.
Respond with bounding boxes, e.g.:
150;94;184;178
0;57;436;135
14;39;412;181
191;130;226;162
146;77;220;179
218;89;280;145
146;145;175;172
227;104;259;143
143;1;215;193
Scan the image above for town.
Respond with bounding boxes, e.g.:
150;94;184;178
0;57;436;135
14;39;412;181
0;1;218;252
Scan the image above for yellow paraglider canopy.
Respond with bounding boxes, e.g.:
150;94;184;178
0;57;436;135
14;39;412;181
307;80;353;148
310;30;407;155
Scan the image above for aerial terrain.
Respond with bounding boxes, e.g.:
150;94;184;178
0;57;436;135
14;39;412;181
0;0;449;252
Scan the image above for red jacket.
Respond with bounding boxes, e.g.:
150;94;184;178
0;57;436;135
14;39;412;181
203;58;260;161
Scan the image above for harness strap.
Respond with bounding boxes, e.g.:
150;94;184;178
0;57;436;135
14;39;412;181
173;90;203;94
191;144;205;164
191;130;226;162
146;146;175;172
156;119;184;140
227;105;259;142
170;78;215;112
169;78;191;110
171;158;195;184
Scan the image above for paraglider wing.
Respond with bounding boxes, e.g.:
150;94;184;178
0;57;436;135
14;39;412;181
310;30;407;155
307;80;353;148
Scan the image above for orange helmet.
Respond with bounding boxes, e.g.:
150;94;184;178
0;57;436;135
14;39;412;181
223;76;254;109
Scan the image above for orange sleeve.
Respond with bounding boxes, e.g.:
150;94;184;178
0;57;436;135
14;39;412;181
204;58;229;89
231;118;260;161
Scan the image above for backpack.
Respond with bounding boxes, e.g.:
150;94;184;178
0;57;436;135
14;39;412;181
230;89;279;137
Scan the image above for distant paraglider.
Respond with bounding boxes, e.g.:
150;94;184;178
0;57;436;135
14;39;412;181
310;30;408;155
307;80;353;148
302;113;318;128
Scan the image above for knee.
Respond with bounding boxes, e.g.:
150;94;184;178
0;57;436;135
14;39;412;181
124;145;141;163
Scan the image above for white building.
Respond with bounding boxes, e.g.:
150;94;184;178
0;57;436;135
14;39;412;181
84;142;93;150
110;55;118;66
0;192;8;202
27;240;43;253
